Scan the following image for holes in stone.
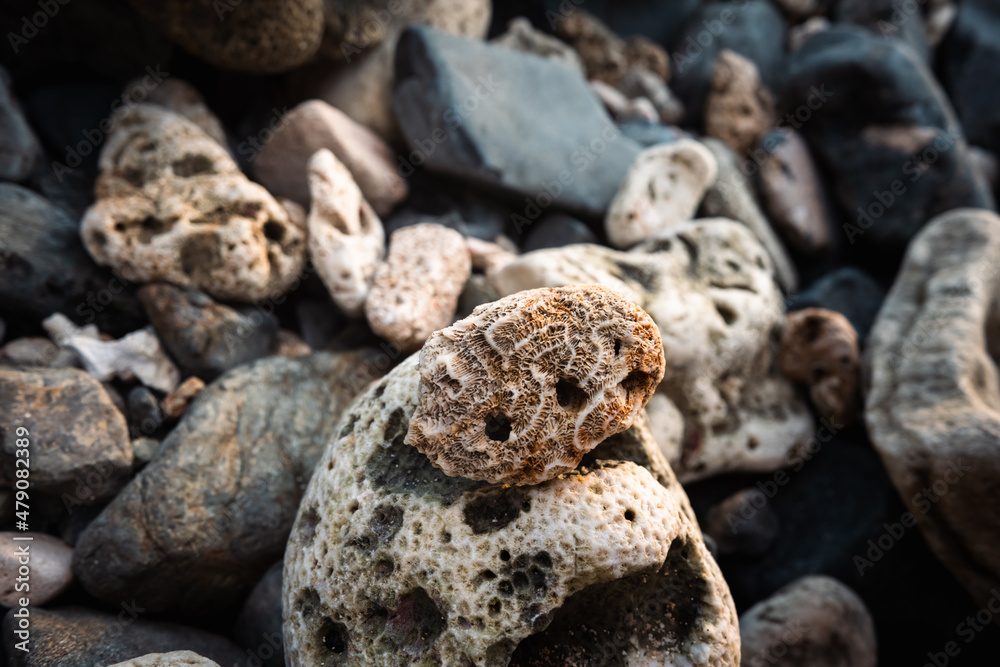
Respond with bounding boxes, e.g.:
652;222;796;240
555;378;587;411
726;260;740;272
488;598;502;615
481;569;497;580
621;370;650;395
747;436;760;450
613;339;622;355
716;303;737;325
92;231;107;247
534;551;552;569
624;509;636;522
114;222;126;232
498;580;514;596
320;619;348;654
172;154;214;177
500;549;511;562
376;559;394;579
484;412;511;442
441;531;451;543
263;220;285;243
512;571;529;591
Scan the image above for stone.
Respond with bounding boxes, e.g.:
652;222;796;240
551;9;668;85
0;367;132;501
365;223;471;352
125;0;323;73
81;105;308;303
788;16;830;52
160;376;206;419
253;100;408;216
704;50;775;157
941;0;1000;156
617;120;689;148
72;351;385;613
128;386;164;439
282;355;739;665
703;489;779;557
616;66;684;125
465;237;517;275
756;128;834;256
589;80;657;125
234;562;284;667
0;533;73;606
456;274;499;320
701;138;799;293
969;146;999;190
780;308;860;427
491;17;584;74
61;327;181;394
393;25;642;220
670;1;786;127
0;66;42;182
521;212;598;251
132;437;162;469
108;652;220;667
785;268;886;344
2;607;243;666
138;283;278;380
926;2;957;48
307;0;491;141
864;208;1000;621
739;576;877;667
0;338;61;367
272;330;312;358
784;25;993;266
0;183;146;338
488;219;814;483
605;139;718;248
126;78;228;148
835;0;928;61
407;285;664;484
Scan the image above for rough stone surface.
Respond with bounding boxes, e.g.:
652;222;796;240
2;607;243;666
253;100;407;215
704;50;775;156
127;78;228;148
551;9;669;85
781;308;860;427
406;285;664;485
393;25;642;220
235;562;284;667
72;351;386;613
125;0;323;73
605;139;717;248
108;652;220;667
365;223;471;352
739;576;877;667
0;66;42;182
139;283;278;380
489;219;814;482
282;356;739;665
81;105;307;303
308;148;386;318
0;367;132;501
864;207;1000;619
0;533;73;606
491;18;584;74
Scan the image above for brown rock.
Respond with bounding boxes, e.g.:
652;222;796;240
704;489;779;557
0;533;73;606
705;50;775;156
552;10;669;85
160;376;205;418
781;308;860;426
617;66;684;125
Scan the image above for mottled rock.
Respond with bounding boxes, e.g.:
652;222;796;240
739;576;877;667
489;219;814;482
234;562;284;667
786;268;886;343
126;0;323;73
521;211;597;251
0;533;73;606
491;17;584;74
139;283;278;380
126;78;227;148
704;489;779;557
365;223;471;351
605;139;717;248
272;329;312;358
307;149;386;318
590;80;657;124
757;128;833;255
283;356;739;665
81;105;307;303
705;50;775;156
62;327;180;394
781;308;860;426
160;376;205;419
465;237;516;275
393;25;642;219
0;66;41;181
253;100;407;215
127;386;164;439
0;367;132;501
72;351;386;613
551;9;668;85
864;208;1000;620
108;652;220;667
2;607;243;666
616;66;684;125
701;138;798;293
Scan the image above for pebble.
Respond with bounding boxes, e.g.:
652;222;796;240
127;386;164;438
365;223;471;352
616;66;684;125
0;338;60;367
0;66;42;182
126;78;228;148
551;9;668;85
271;330;312;358
836;0;928;61
704;50;775;157
521;212;598;251
0;533;73;606
704;489;779;557
160;376;206;419
108;652;220;667
491;18;585;74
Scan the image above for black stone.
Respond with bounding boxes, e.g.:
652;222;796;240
786;267;887;343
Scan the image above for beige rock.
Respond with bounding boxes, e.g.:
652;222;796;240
81;105;307;303
365;223;471;351
757;128;833;255
272;329;312;357
108;651;221;667
701;137;799;293
789;16;829;52
739;576;876;667
0;66;41;182
589;80;657;123
62;327;181;394
926;2;957;48
465;236;517;274
969;145;999;191
491;17;584;74
307;148;386;317
551;9;669;85
253;100;407;215
161;376;206;418
617;66;684;125
864;208;1000;619
605;139;718;248
705;50;775;157
0;533;73;606
407;285;664;484
489;219;814;483
126;78;228;148
0;337;60;367
781;308;860;427
282;355;740;666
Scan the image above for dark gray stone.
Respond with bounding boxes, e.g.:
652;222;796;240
393;25;642;220
234;561;284;667
0;66;41;182
521;212;598;251
786;267;886;343
834;0;928;61
126;386;164;439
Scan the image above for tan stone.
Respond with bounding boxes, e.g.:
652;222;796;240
491;17;584;74
705;50;775;157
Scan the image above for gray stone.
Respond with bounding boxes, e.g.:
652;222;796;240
234;562;284;667
0;533;73;606
0;66;42;182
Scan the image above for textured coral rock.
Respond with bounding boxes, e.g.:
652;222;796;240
126;78;228;148
307;149;386;317
108;651;220;667
406;285;665;485
489;220;813;482
704;50;775;156
365;223;471;351
739;576;877;667
283;356;739;666
551;9;669;85
780;308;860;426
81;105;307;302
605;139;718;249
865;208;1000;620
